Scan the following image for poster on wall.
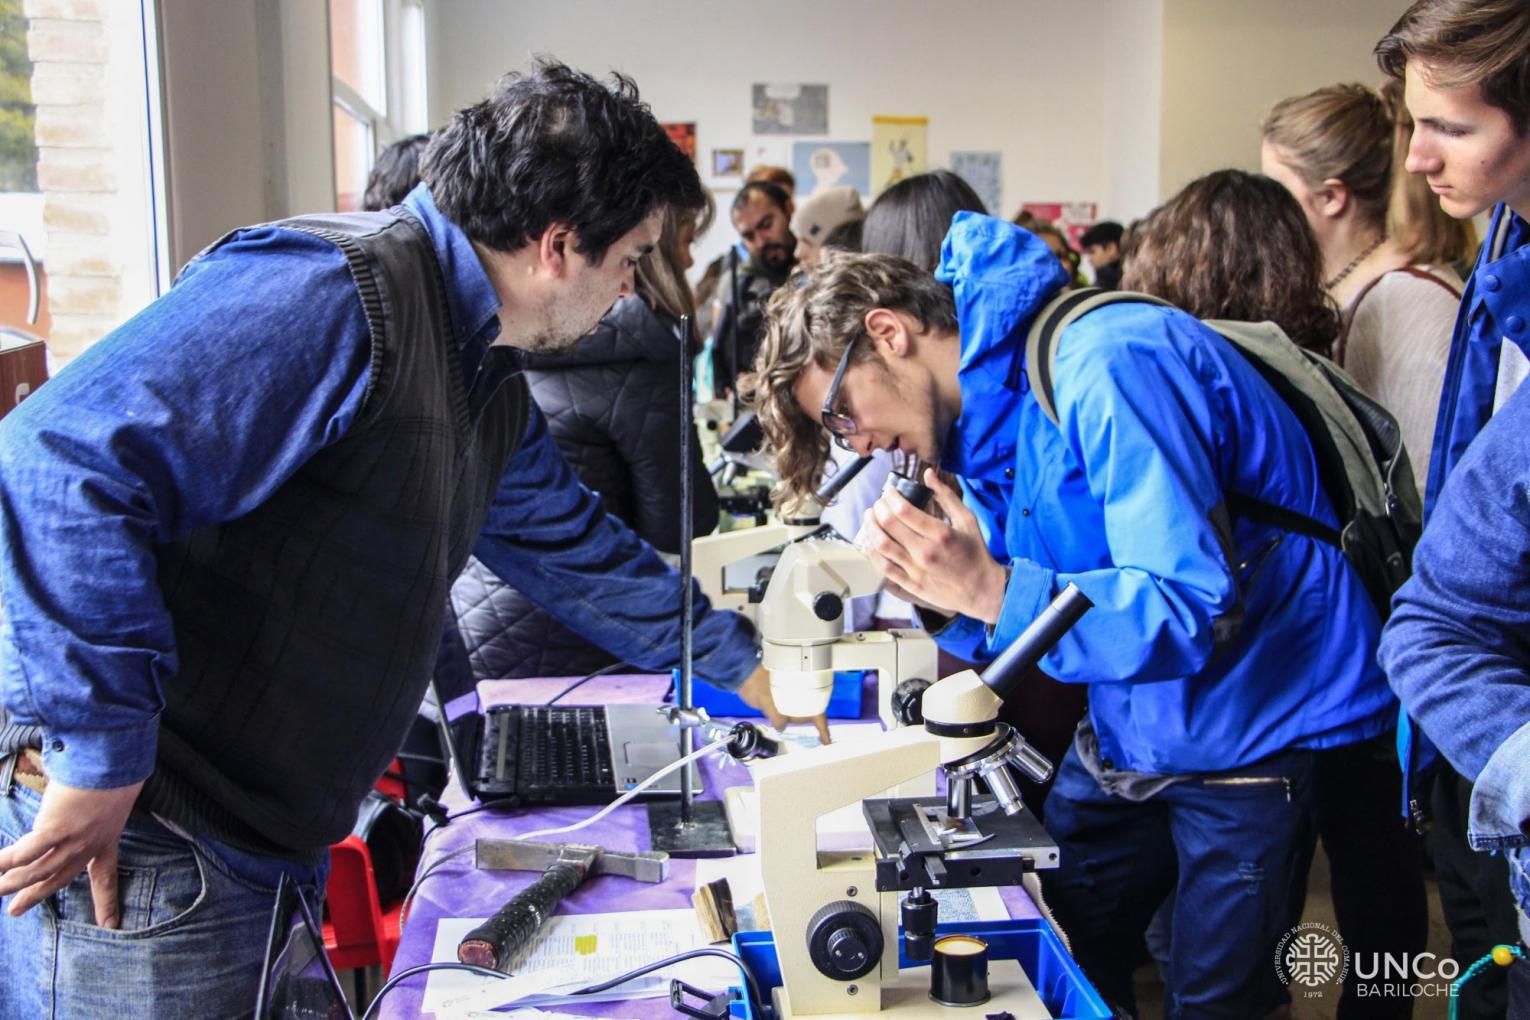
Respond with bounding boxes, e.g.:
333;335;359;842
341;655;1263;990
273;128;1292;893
712;148;744;178
1019;201;1099;249
792;141;871;199
752;83;828;135
950;151;1003;218
871;115;927;196
662;122;697;163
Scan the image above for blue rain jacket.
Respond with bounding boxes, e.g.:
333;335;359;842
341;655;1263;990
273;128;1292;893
931;213;1394;774
1394;204;1530;812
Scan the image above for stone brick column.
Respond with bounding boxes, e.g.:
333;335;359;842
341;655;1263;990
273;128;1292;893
24;0;133;365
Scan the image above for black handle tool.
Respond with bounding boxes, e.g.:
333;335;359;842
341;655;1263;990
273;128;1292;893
456;839;668;972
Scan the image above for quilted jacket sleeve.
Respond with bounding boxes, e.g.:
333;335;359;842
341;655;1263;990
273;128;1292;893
611;356;719;554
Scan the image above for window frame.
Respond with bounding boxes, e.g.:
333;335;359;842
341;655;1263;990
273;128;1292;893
329;0;428;211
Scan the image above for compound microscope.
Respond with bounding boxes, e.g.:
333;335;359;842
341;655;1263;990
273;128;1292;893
746;585;1098;1019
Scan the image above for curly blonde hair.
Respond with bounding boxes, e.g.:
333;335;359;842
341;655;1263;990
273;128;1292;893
742;250;956;504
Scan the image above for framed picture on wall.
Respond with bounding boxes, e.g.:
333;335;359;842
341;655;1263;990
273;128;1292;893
791;141;870;198
712;148;744;178
752;83;828;135
951;151;1002;217
871;115;927;196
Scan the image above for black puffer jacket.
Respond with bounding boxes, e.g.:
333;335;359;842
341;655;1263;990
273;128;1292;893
451;294;719;680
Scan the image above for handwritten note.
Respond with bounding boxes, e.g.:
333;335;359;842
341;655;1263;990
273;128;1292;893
421;909;736;1016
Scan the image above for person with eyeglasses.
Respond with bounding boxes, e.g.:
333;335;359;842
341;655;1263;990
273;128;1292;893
748;212;1392;1018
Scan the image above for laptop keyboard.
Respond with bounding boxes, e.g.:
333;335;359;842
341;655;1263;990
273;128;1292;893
475;705;617;805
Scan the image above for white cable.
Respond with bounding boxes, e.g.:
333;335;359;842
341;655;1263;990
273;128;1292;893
1022;870;1071;954
515;735;732;841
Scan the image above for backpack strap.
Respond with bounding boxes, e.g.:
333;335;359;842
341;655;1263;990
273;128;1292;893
1226;493;1341;548
1023;287;1171;425
1025;291;1353;552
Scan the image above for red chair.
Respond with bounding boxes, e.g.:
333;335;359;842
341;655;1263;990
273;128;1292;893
322;835;403;975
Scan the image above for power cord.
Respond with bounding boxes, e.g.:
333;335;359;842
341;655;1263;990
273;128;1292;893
546;661;635;705
357;946;767;1020
515;734;729;841
356;962;506;1020
398;843;476;925
400;735;730;921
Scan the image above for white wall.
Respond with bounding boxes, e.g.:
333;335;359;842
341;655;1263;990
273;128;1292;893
427;0;1164;276
1159;0;1408;199
145;0;1420;279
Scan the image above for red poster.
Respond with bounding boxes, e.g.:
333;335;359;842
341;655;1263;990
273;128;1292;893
662;122;697;164
1019;202;1099;250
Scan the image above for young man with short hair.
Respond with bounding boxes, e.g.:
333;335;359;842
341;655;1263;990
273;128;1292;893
0;60;764;1016
750;214;1395;1017
1375;1;1530;1011
1078;219;1125;289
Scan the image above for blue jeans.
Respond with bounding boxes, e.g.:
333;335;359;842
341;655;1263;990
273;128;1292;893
1041;744;1318;1019
0;760;326;1019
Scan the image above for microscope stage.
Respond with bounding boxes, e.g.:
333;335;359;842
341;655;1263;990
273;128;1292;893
864;796;1060;892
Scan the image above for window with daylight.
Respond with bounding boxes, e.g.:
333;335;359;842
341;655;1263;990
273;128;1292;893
330;0;428;211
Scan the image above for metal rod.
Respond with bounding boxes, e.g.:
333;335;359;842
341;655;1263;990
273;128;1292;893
678;314;696;821
726;249;741;416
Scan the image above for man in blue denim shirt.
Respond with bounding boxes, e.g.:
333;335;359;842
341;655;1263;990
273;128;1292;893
1376;1;1530;1012
0;61;764;1016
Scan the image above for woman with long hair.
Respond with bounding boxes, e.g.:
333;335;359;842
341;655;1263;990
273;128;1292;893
862;168;986;271
1126;168;1426;1020
1123;169;1340;354
1262;82;1472;492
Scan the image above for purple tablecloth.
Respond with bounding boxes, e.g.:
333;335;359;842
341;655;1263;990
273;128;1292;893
383;674;1040;1019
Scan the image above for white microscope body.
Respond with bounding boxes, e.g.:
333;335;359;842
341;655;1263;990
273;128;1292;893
752;586;1094;1019
694;454;941;727
755;533;939;728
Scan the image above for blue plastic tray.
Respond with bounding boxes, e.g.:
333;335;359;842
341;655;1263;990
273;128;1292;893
689;668;866;720
729;918;1110;1019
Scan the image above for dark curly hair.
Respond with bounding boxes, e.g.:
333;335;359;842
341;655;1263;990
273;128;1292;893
1122;170;1340;356
421;57;704;264
744;250;957;505
363;133;430;211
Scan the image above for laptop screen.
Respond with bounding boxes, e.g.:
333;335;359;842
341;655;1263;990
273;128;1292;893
254;870;355;1020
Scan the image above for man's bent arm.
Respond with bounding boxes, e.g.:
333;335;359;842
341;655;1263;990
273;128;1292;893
473;406;759;688
0;231;371;789
1381;386;1530;786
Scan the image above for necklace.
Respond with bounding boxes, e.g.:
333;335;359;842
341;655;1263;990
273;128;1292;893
1324;235;1385;290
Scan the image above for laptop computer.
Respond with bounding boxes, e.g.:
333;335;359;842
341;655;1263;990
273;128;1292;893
254;871;354;1020
432;682;699;808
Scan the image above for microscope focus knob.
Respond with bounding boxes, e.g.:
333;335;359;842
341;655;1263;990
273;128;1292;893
811;591;844;622
806;900;882;981
891;678;932;725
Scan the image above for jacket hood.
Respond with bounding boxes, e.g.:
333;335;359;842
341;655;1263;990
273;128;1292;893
519;294;682;371
934;212;1069;478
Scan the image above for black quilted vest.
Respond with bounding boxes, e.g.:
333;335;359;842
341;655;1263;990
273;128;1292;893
142;210;528;856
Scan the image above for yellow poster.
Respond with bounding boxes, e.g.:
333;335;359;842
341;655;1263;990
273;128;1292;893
871;115;928;196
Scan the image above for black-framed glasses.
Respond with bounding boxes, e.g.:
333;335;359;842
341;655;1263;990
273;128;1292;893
821;337;860;450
